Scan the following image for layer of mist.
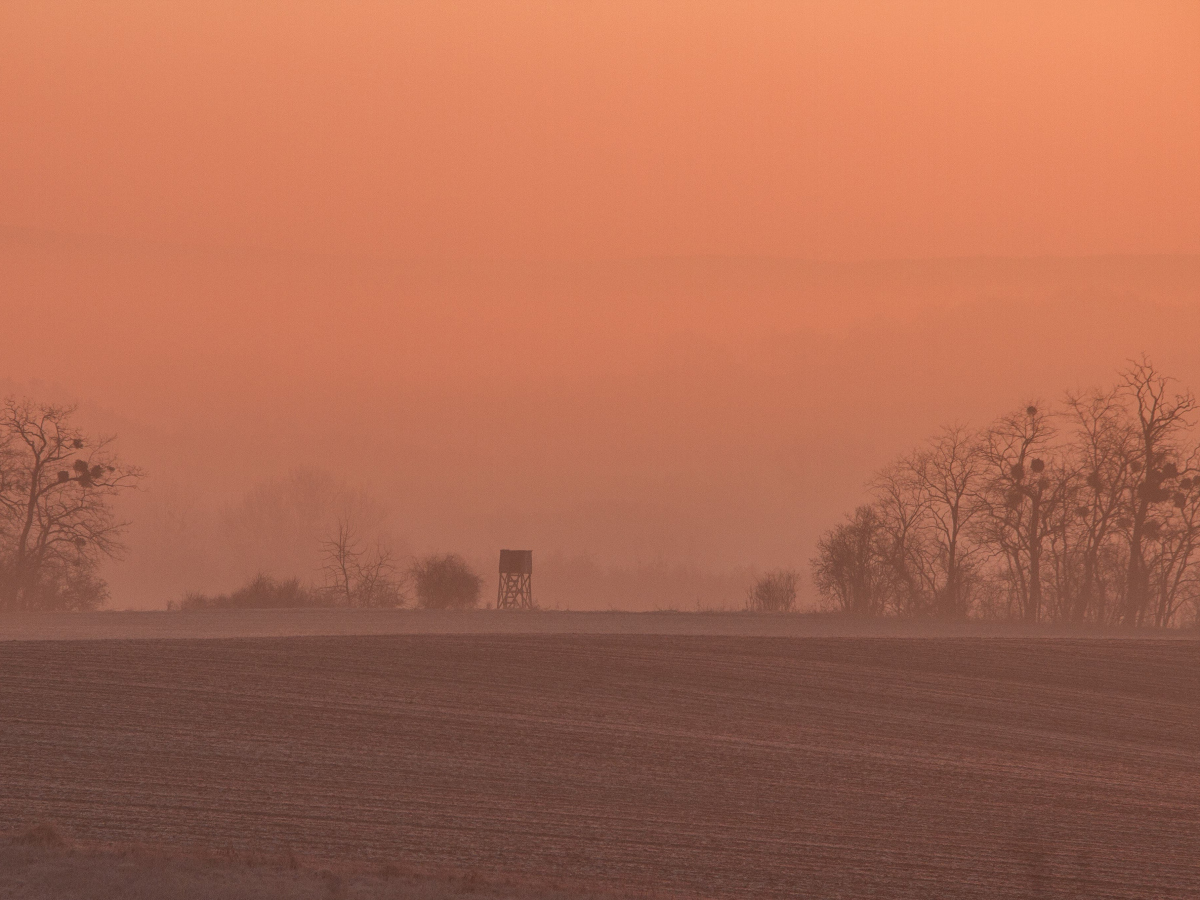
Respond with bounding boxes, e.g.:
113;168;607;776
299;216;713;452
3;240;1198;609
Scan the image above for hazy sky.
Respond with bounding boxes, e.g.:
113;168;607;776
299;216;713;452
2;3;1199;605
4;2;1198;260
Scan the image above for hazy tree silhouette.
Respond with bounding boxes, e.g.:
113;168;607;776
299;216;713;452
411;553;482;610
1060;387;1136;624
918;425;986;618
1117;357;1197;626
977;404;1061;623
219;469;391;585
813;359;1200;627
320;515;406;608
870;460;932;616
0;399;142;611
746;569;798;612
179;574;317;611
811;506;891;616
849;427;984;619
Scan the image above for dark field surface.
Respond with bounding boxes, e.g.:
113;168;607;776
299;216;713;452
8;608;1185;641
1;635;1198;899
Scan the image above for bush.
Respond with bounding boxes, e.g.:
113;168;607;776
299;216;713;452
746;569;799;613
410;553;482;610
178;574;324;611
0;564;108;612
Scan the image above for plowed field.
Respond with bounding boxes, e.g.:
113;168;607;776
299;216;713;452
2;635;1198;899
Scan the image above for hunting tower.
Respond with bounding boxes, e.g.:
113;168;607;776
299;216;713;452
497;549;533;610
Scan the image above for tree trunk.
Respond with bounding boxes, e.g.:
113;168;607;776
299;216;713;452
1026;491;1042;624
1124;496;1150;627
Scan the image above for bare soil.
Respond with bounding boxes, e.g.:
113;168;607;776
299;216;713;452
0;837;630;900
2;608;1195;642
1;633;1198;898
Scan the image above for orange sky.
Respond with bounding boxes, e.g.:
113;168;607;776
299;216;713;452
3;2;1198;260
1;3;1199;606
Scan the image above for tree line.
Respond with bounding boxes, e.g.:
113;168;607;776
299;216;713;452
0;398;486;612
812;359;1200;627
14;359;1200;625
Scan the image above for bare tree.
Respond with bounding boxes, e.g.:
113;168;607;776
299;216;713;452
914;425;986;618
319;515;406;608
1062;388;1136;624
1118;358;1196;626
871;459;934;615
1130;442;1200;628
856;429;985;620
746;569;799;613
0;399;142;610
977;405;1062;623
811;506;891;616
216;469;406;603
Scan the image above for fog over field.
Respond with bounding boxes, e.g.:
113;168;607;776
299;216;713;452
3;4;1200;898
3;3;1199;611
5;247;1200;610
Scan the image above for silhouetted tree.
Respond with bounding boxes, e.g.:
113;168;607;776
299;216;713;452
811;506;891;615
319;515;406;608
871;460;933;615
815;358;1200;628
220;469;387;583
1144;443;1200;627
746;569;798;612
1117;357;1196;626
1060;387;1136;624
0;399;142;610
410;553;481;609
977;404;1063;623
918;425;986;618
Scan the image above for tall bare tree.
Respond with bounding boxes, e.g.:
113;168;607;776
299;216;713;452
319;514;405;608
0;399;142;610
811;505;892;616
1144;443;1200;627
915;425;985;619
1062;388;1136;624
871;459;933;615
1118;358;1196;626
977;405;1062;623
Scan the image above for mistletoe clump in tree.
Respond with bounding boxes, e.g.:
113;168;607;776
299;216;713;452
0;399;143;611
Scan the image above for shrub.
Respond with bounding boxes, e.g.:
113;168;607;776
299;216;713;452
179;574;324;611
410;553;482;610
746;569;799;613
0;564;108;612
